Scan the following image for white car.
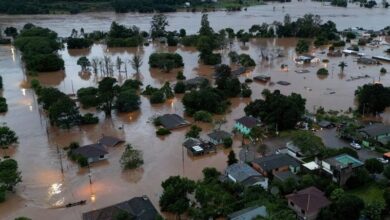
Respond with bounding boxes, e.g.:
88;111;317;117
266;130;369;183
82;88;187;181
350;142;362;150
377;158;389;164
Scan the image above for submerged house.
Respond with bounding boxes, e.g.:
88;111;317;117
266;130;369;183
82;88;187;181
234;116;259;135
182;138;216;156
207;130;232;145
99;135;124;148
357;57;380;65
359;123;390;146
321;154;364;185
158;114;190;130
295;55;316;64
183;77;209;90
286;187;330;220
72;143;108;164
251;153;300;177
82;196;158;220
225;163;268;189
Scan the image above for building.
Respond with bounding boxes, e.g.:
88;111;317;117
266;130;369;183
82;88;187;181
182;138;216;156
273;170;299;183
183;77;208;90
251;153;300;177
234;116;259;135
72;143;108;164
158;114;190;130
359;123;390;146
225;163;268;189
286;142;308;161
228;205;268;220
295;55;315;63
321;154;364;185
82;196;158;220
98;135;124;147
357;57;380;65
207;130;232;145
286;187;330;220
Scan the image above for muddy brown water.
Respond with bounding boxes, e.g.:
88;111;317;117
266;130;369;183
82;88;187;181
1;4;390;219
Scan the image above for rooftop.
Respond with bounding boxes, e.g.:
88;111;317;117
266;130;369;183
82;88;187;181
226;163;264;183
159;114;190;130
208;130;232;142
324;154;363;170
273;171;299;182
228;205;267;220
235;116;258;129
82;196;158;220
286;186;330;214
252;153;300;172
73;143;108;158
359;123;390;137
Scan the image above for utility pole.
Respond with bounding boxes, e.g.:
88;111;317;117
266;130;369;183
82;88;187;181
56;144;64;174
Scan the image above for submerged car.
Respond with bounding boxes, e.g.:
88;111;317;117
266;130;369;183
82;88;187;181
350;142;362;150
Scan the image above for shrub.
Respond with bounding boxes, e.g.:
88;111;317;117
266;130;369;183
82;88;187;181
380;67;387;74
120;144;143;169
81;113;99;124
223;137;233;148
150;90;165;104
193;111;213;123
317;68;329;76
174;81;186;94
77;156;88;167
185;125;202;138
238;54;256;67
142;85;159;96
156;128;171;136
176;71;186;80
0;97;7;112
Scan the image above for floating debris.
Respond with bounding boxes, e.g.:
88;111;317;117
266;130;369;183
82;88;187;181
277;81;291;86
295;69;310;74
254;75;271;82
346;75;370;81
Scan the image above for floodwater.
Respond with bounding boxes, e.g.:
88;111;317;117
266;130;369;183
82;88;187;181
1;3;390;219
1;1;390;37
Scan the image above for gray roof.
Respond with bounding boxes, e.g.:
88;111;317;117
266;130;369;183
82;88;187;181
159;114;189;130
273;171;299;182
235;116;258;129
226;163;265;183
359;123;390;137
73;143;108;158
99;135;124;147
323;154;363;171
82;196;158;220
208;130;232;142
252;154;300;172
228;205;267;220
182;138;202;149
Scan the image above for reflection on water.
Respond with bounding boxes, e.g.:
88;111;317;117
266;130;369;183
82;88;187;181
0;32;390;219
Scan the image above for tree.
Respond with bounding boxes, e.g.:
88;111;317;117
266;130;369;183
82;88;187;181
223;137;233;148
193;111;212;123
364;158;384;174
182;87;229;115
0;126;18;152
186;125;202;139
159;176;195;219
317;68;329;76
380;67;387;74
120;144;143;169
355;84;390;115
338;61;347;74
130;53;143;76
227;150;238;165
174;81;186;94
291;131;325;157
48;97;81;128
77;56;91;71
250;126;267;143
362;201;385;220
115;90;140;112
77;87;99;108
37;87;67;110
295;39;310;54
0;159;22;191
244;90;306;130
97;77;119;117
318;194;364;220
199;14;214;36
151;14;168;39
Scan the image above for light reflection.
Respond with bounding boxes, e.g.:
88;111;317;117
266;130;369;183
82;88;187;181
21;88;26;96
91;193;96;203
11;46;15;62
29;105;33;111
48;183;62;196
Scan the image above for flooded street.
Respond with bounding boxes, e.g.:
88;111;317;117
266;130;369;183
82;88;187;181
1;2;390;219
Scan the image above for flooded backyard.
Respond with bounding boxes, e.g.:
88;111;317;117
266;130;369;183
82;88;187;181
1;1;390;219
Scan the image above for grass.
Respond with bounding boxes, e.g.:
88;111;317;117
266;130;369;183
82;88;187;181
347;183;384;204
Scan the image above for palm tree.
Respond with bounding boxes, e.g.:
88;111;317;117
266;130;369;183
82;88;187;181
130;54;143;78
338;61;347;74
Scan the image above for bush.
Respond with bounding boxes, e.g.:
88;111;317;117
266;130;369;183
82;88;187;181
77;156;89;167
0;97;7;112
185;125;202;138
223;137;233;148
120;144;143;169
156;128;171;136
296;39;310;54
238;54;256;67
380;67;387;74
241;84;252;97
121;79;142;91
67;37;93;49
317;68;329;76
174;81;186;94
150;90;165;104
81;113;99;124
193;111;212;123
115;90;141;112
142;85;159;96
176;71;186;80
77;87;99;108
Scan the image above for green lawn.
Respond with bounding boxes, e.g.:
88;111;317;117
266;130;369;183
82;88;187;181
348;183;384;204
